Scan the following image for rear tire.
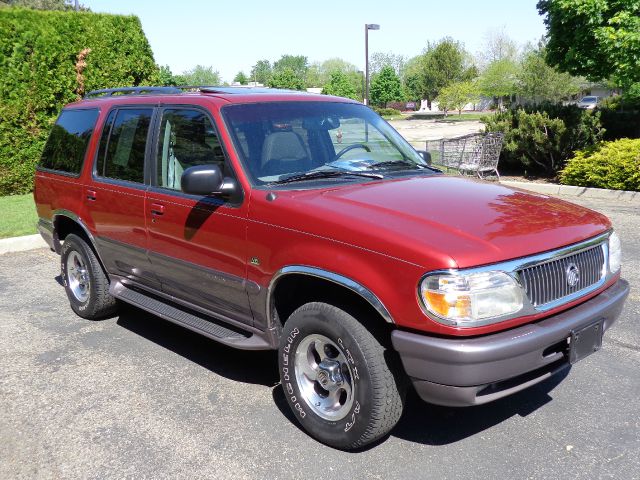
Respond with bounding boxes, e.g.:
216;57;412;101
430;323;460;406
278;302;405;449
60;234;118;320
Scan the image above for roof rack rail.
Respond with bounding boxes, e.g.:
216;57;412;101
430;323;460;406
84;86;182;98
83;85;299;99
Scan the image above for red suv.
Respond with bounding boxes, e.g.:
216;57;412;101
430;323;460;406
34;86;629;449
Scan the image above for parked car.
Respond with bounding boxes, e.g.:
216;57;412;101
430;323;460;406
577;96;599;109
34;86;628;450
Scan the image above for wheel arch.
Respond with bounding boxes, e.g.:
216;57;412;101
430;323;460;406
52;210;107;274
267;266;395;341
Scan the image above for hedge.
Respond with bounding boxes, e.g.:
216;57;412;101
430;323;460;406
560;139;640;192
0;8;159;195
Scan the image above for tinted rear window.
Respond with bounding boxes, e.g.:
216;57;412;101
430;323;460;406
39;109;99;175
95;108;152;184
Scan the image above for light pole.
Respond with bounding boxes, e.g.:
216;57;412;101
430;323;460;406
364;23;379;106
357;70;365;103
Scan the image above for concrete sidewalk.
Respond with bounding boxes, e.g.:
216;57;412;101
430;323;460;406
501;180;640;205
0;234;46;255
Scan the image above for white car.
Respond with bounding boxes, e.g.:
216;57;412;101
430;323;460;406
577;96;599;109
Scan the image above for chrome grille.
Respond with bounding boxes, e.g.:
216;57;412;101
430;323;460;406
518;244;605;307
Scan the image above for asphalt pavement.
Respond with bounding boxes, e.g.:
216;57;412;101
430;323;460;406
0;196;638;480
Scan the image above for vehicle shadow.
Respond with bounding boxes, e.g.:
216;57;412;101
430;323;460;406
390;368;569;446
271;367;568;450
115;303;570;448
115;304;280;387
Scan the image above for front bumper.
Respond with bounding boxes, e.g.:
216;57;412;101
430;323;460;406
392;278;629;407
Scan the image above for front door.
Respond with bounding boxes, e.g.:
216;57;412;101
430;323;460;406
86;106;159;289
145;107;252;325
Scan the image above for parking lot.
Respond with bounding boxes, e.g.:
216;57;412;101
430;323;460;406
0;195;638;480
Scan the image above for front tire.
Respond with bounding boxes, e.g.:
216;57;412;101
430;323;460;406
60;234;118;320
278;302;405;449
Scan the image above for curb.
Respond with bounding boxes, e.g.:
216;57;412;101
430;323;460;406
0;234;47;255
501;181;640;205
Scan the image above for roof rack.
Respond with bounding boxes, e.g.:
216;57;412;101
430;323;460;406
84;86;182;98
83;85;306;99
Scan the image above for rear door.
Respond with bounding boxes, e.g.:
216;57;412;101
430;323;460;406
144;106;253;325
86;106;159;288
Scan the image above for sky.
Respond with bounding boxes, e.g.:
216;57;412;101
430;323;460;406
83;0;547;83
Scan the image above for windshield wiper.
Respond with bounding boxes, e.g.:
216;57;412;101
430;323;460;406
367;160;426;170
273;170;384;185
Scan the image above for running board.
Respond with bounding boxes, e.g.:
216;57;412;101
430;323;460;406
110;281;271;350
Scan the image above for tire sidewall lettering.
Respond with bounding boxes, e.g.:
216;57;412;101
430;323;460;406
281;327;306;418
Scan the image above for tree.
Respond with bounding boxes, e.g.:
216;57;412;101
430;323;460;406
180;65;221;86
306;58;359;88
370;52;406;76
538;0;640;87
478;59;519;108
517;46;581;103
250;59;271;84
436;81;479;116
267;67;305;90
370;66;403;107
477;27;519;68
322;71;358;100
233;71;248;85
157;65;180;86
403;38;476;105
402;55;424;102
273;54;308;79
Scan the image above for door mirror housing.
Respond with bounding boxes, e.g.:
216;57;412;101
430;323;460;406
415;149;432;165
181;164;238;198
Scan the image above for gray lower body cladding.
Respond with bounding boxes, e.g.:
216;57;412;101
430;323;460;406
392;278;629;406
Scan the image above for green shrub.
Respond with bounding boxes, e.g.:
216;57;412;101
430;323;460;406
482;105;604;175
0;7;159;195
372;107;401;117
598;109;640;140
560;139;640;191
597;90;640;141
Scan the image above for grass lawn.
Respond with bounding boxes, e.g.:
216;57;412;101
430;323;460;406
0;193;38;239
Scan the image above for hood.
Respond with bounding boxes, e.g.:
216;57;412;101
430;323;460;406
253;176;611;269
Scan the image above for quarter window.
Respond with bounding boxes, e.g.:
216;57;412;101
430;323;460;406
95;108;152;184
39;109;99;175
156;109;226;190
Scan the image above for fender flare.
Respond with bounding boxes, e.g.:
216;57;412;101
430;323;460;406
52;210;106;269
266;265;395;328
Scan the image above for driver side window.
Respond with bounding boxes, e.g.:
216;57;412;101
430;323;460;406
156;109;226;190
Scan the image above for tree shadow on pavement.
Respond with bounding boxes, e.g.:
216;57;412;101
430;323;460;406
116;304;280;387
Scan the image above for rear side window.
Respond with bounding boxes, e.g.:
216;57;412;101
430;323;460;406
39;109;99;175
95;108;152;184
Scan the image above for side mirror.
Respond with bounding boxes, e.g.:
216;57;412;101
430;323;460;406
415;149;432;165
181;164;238;198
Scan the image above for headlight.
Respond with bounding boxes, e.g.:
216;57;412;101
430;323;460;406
419;271;523;326
609;231;621;273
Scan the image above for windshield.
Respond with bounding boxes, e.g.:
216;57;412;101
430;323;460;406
581;97;597;103
221;101;430;185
